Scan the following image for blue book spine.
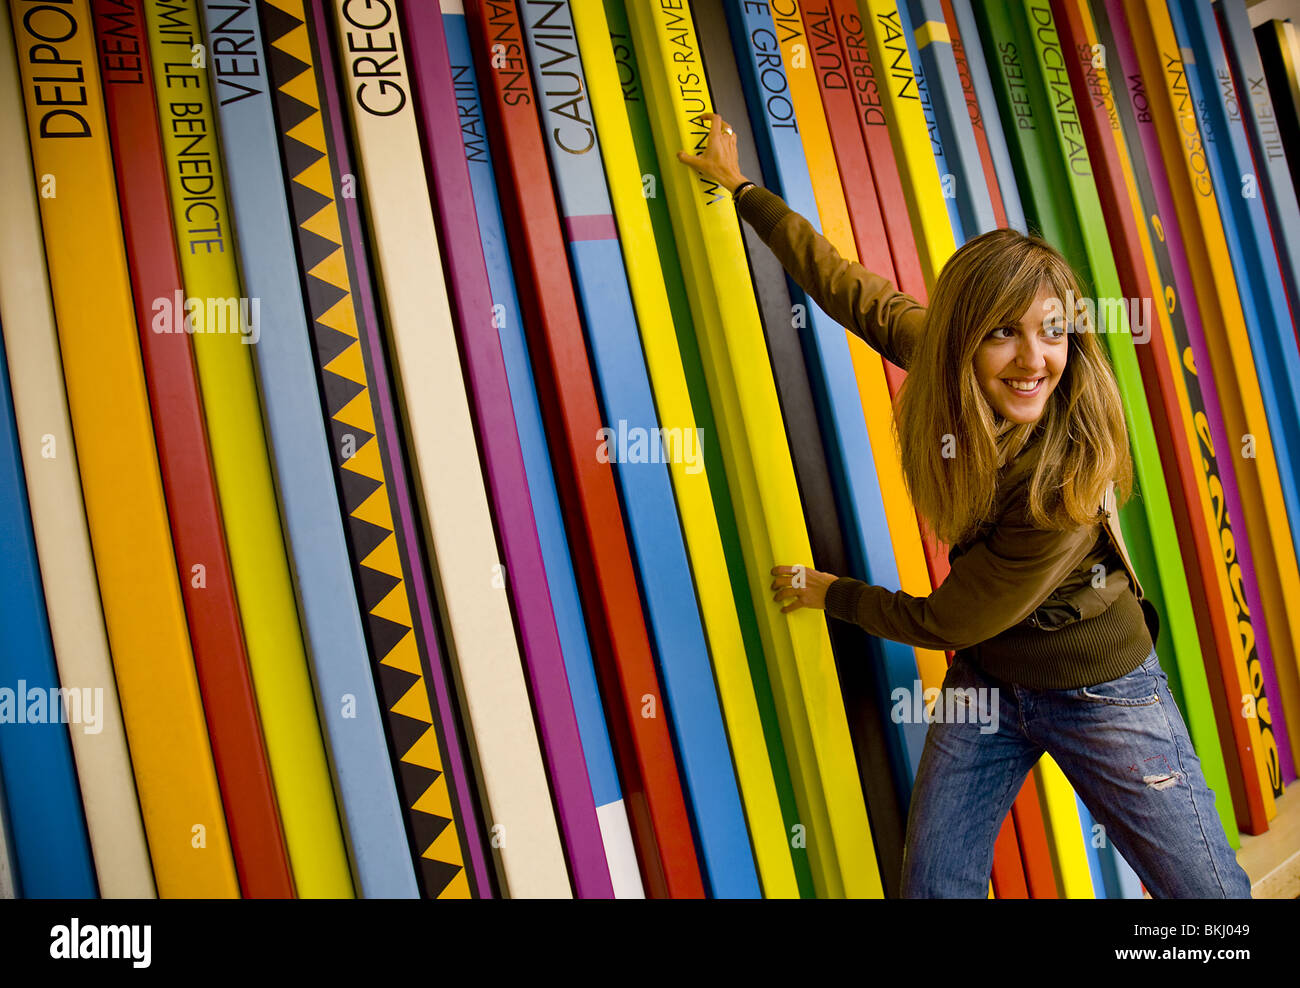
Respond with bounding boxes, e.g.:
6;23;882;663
0;325;96;898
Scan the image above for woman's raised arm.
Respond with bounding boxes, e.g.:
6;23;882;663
678;113;925;371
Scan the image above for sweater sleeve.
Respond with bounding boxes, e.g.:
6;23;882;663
736;185;926;371
822;505;1103;650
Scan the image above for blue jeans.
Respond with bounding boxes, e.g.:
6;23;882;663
900;648;1253;898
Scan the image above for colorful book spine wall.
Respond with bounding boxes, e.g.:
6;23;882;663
0;0;1296;898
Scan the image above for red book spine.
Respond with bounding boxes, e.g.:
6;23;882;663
91;0;294;898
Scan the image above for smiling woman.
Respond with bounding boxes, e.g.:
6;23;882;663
974;284;1069;423
888;223;1133;550
677;112;1251;900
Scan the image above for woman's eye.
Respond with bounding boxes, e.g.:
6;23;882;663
1045;324;1067;339
988;325;1014;339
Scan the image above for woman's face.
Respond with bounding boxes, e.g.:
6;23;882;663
973;282;1069;425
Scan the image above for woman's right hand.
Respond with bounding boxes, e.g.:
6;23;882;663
677;113;750;194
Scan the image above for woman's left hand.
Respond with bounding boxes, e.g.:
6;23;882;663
770;564;837;613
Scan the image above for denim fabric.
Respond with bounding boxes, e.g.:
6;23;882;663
900;648;1253;898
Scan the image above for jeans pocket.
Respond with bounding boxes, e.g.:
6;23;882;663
1077;659;1161;707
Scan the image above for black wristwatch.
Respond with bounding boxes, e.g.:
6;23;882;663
732;180;756;204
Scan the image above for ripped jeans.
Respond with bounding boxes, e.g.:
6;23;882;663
900;648;1253;898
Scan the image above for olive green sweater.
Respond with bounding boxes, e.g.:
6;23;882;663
737;185;1155;690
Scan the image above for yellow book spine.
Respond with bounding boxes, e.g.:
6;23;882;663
572;0;798;898
141;0;353;895
7;0;236;896
0;0;154;899
626;0;883;897
1035;757;1096;898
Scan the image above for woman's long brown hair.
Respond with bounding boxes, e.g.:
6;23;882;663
891;228;1134;546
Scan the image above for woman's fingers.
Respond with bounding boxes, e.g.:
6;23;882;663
678;113;740;181
679;113;722;159
675;149;707;171
773;586;804;613
770;563;833;614
771;564;807;611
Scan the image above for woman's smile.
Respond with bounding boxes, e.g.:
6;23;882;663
974;284;1067;424
1002;377;1044;396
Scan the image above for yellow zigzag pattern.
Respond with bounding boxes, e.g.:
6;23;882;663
265;0;469;898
